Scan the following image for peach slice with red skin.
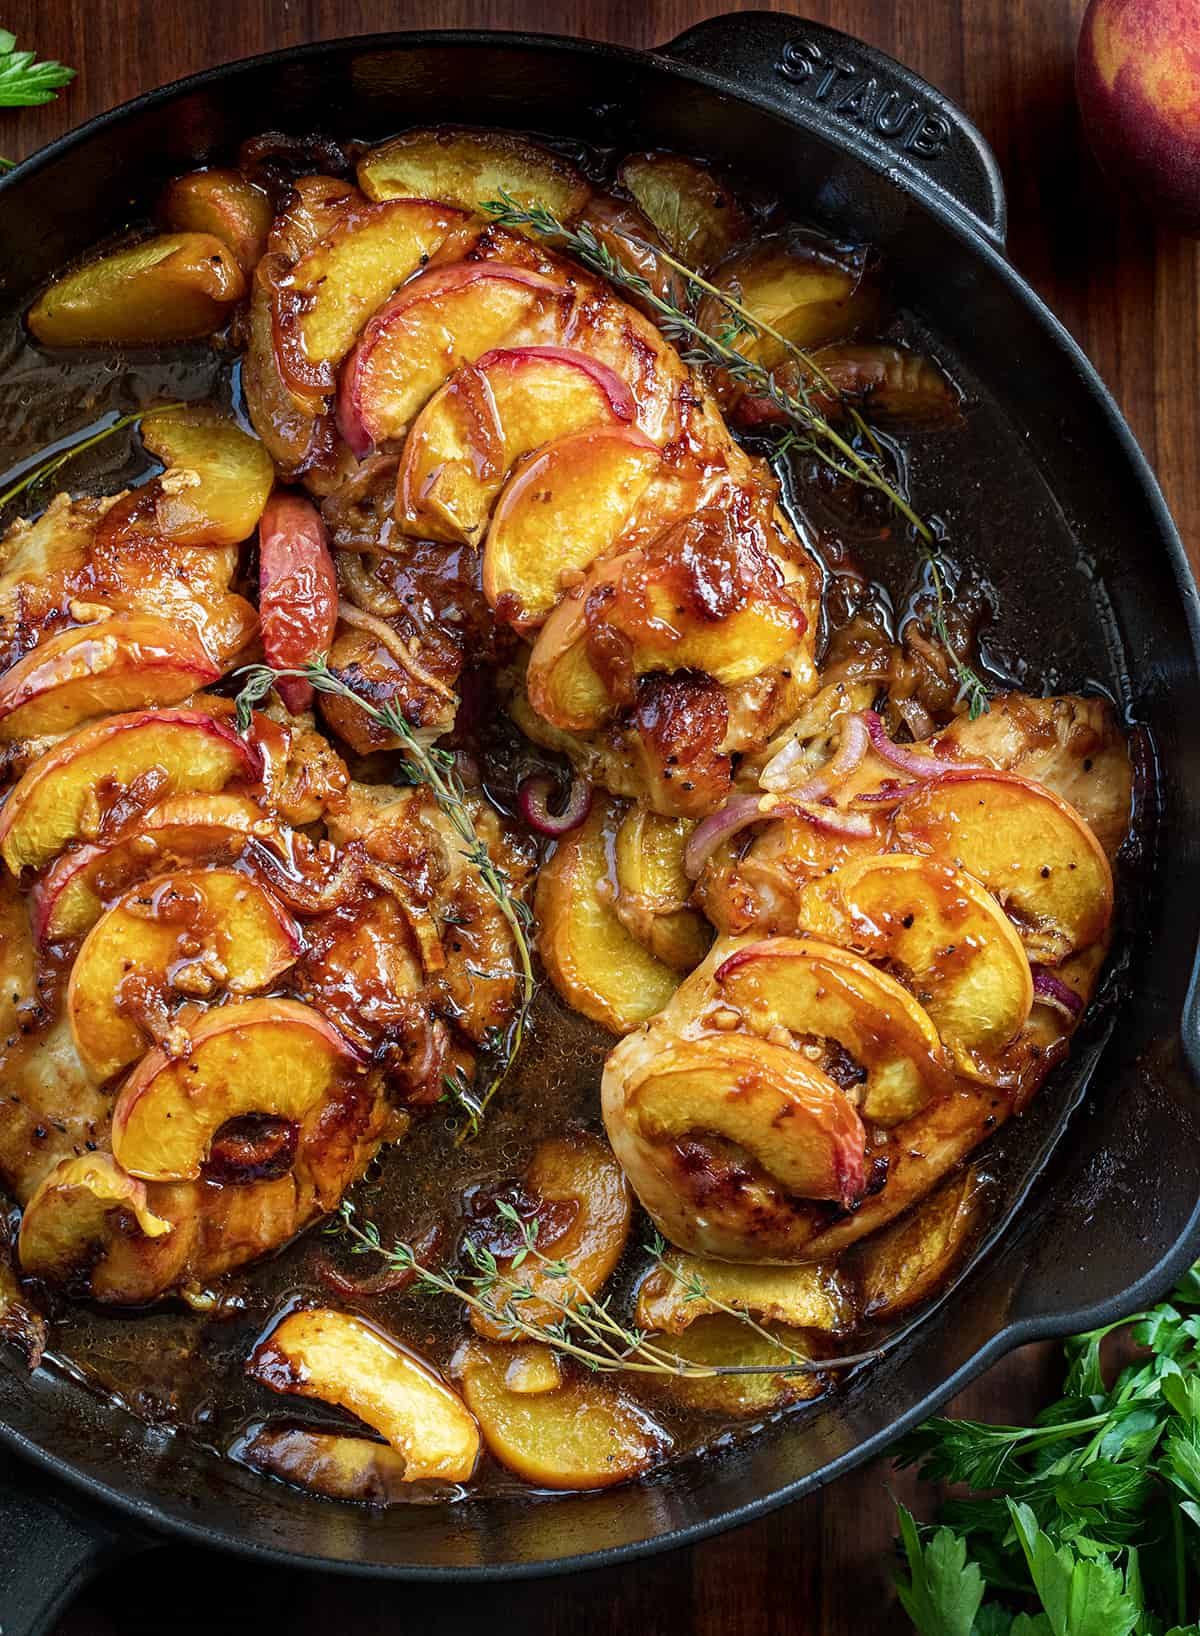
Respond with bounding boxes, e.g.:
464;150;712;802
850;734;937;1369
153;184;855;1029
0;614;219;743
397;345;639;545
67;869;301;1081
0;709;261;877
338;261;567;452
250;1308;480;1485
482;426;661;629
713;937;952;1125
31;792;273;944
258;492;339;713
17;1154;171;1283
272;197;471;400
794;853;1034;1059
112;996;363;1183
889;770;1114;964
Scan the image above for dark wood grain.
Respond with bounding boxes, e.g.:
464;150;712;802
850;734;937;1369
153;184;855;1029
2;1;1195;1631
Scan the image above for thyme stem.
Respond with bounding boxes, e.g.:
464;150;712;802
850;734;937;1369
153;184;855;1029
0;402;188;514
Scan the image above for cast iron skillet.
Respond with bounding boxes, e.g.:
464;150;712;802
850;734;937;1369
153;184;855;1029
1;14;1199;1632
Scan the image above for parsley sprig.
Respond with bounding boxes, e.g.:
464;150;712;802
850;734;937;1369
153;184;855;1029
0;31;74;170
894;1265;1200;1634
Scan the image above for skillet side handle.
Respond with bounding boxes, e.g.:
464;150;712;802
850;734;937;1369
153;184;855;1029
658;11;1007;249
0;1449;150;1636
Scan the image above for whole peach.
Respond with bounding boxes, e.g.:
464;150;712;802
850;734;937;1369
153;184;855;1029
1076;0;1200;232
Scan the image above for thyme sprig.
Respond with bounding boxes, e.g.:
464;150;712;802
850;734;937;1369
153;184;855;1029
234;661;535;1135
337;1200;880;1380
483;191;989;718
0;402;187;514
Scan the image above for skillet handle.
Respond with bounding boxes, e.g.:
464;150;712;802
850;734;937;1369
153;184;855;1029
658;10;1007;248
0;1449;151;1636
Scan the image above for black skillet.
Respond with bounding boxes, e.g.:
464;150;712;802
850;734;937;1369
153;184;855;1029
1;14;1199;1633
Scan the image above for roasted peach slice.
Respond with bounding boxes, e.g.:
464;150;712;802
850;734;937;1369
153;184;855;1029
357;126;591;220
795;855;1033;1059
535;797;680;1033
338;262;566;451
468;1132;632;1340
27;232;246;346
0;614;219;743
453;1338;667;1490
31;792;272;943
274;197;470;397
250;1308;480;1484
482;426;661;627
698;238;880;366
160;168;273;274
68;870;301;1081
639;1315;826;1417
398;346;639;545
0;709;260;876
17;1154;171;1282
617;152;749;269
714;937;952;1125
858;1164;983;1320
240;1424;412;1505
244;260;327;473
613;806;711;972
139;406;275;547
891;771;1114;964
635;1251;854;1336
258;492;339;712
112;997;362;1182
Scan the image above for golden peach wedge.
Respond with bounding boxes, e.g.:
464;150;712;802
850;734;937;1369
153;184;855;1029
27;232;246;347
697;238;880;367
794;854;1033;1060
250;1308;480;1484
890;770;1114;964
17;1154;171;1283
111;997;362;1183
618;151;749;270
613;805;711;971
482;426;661;628
357;126;591;220
398;345;640;545
243;260;327;472
636;1250;854;1336
274;197;471;398
159;168;273;274
240;1424;412;1505
31;792;272;944
469;1131;632;1340
68;869;301;1082
714;937;952;1125
0;709;261;876
639;1315;826;1417
453;1338;667;1491
858;1163;983;1320
139;406;275;547
534;797;681;1033
338;261;566;452
0;614;219;743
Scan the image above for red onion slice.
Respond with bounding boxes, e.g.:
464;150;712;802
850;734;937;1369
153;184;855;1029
1031;966;1084;1020
864;710;983;781
760;711;870;797
519;773;593;836
684;792;875;880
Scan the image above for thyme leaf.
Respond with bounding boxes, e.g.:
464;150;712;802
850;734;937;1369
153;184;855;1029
233;660;535;1136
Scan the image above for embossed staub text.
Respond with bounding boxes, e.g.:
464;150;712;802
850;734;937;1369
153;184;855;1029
776;37;951;159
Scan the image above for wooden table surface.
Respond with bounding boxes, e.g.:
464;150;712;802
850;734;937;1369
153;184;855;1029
2;1;1195;1631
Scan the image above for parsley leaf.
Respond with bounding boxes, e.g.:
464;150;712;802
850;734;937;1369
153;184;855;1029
0;32;74;108
894;1505;986;1636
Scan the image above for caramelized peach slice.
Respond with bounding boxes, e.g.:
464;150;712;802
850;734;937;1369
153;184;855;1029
27;233;246;346
698;238;880;365
275;197;470;396
858;1163;983;1320
535;797;680;1033
891;771;1114;964
17;1154;171;1282
160;169;273;274
31;792;272;943
258;492;338;712
639;1315;825;1417
635;1251;854;1336
357;127;591;220
482;427;660;627
714;937;952;1125
250;1308;480;1484
112;997;362;1182
139;406;275;547
619;1031;866;1208
398;346;639;545
795;854;1034;1059
613;806;711;971
618;152;749;269
453;1338;667;1490
240;1424;411;1505
339;262;566;450
244;260;327;472
0;614;219;743
68;870;301;1081
469;1132;632;1340
0;709;260;876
